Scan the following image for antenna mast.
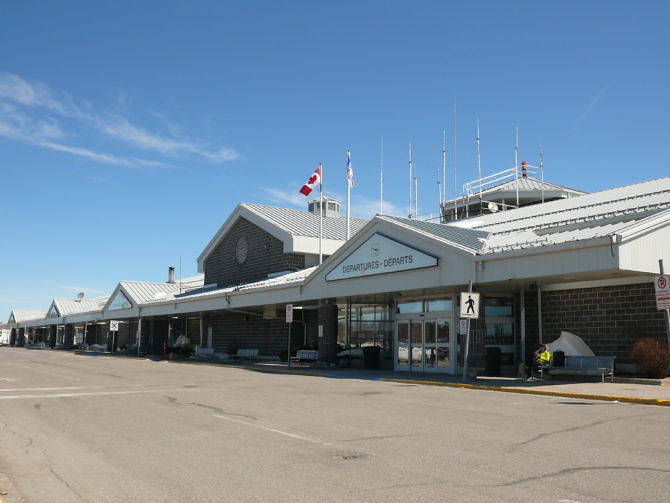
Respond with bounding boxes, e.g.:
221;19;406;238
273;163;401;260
539;146;545;203
380;136;384;214
453;101;458;220
476;118;482;208
514;127;520;207
442;130;447;216
408;142;413;218
414;163;419;218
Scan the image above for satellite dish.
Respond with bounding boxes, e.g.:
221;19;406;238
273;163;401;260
487;202;499;213
75;292;85;302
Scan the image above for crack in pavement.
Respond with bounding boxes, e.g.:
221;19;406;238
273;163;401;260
190;402;258;420
493;465;670;487
0;418;86;501
510;411;658;451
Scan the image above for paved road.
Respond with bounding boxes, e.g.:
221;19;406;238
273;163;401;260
1;347;669;502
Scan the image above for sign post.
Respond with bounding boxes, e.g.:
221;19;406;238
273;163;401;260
286;304;293;369
109;320;119;353
459;286;479;381
656;260;670;348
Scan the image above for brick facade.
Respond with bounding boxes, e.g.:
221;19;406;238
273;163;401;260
204;217;305;288
524;282;666;363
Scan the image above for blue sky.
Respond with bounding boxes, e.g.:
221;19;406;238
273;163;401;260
1;0;669;321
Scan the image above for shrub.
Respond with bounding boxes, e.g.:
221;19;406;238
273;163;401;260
630;338;670;378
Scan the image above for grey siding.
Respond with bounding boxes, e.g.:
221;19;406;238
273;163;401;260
204;311;287;356
204;217;305;288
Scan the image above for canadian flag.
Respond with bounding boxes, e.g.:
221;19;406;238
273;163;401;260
299;166;321;196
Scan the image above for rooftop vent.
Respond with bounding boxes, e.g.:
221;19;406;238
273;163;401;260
308;197;341;218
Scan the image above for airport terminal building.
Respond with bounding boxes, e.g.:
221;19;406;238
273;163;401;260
5;176;670;376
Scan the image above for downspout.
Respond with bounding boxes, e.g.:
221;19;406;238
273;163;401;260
537;283;543;345
520;286;526;365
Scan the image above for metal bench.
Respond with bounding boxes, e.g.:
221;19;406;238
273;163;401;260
232;348;259;361
195;347;215;359
546;355;615;383
290;349;319;363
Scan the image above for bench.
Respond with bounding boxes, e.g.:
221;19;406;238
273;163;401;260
544;355;615;383
194;347;215;359
291;349;319;363
231;348;259;361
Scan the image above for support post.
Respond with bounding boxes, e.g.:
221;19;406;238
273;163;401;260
660;260;670;348
537;283;543;345
520;286;526;365
462;280;473;382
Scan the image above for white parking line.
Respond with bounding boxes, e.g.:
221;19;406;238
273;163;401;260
0;384;164;393
0;387;216;400
212;414;322;443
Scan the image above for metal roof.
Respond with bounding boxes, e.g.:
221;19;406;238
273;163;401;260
241;203;368;240
8;309;46;323
480;176;584;195
455;176;670;234
145;269;313;306
378;215;489;253
118;275;205;305
53;297;109;316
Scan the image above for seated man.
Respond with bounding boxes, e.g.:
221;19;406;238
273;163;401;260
526;343;551;379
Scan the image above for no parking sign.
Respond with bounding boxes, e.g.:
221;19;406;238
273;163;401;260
654;275;670;310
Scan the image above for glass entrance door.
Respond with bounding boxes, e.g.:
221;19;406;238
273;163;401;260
396;319;452;372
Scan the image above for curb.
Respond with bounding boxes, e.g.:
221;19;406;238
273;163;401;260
381;378;670;407
167;359;328;377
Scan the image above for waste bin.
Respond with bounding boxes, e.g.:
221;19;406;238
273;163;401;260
485;346;501;376
553;350;565;367
363;346;381;369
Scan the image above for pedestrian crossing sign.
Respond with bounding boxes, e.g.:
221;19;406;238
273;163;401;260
459;292;480;319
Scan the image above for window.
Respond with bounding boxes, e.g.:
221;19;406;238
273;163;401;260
397;301;423;314
484;297;513;317
47;304;60;318
426;299;453;312
108;291;132;310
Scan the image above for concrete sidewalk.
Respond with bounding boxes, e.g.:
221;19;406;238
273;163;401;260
221;362;670;407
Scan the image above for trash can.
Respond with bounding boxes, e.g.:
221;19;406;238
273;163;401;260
553;350;565;367
363;346;381;369
485;346;501;376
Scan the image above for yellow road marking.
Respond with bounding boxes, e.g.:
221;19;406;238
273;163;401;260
381;378;670;407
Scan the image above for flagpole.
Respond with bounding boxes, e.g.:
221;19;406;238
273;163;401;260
346;150;351;240
319;162;323;265
380;136;384;214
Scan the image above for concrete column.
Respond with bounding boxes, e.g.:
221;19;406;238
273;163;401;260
63;324;74;349
48;326;57;348
318;304;339;364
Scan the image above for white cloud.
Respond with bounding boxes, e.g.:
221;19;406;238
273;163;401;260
577;87;607;122
0;72;239;167
100;117;239;161
263;187;307;207
36;141;136;167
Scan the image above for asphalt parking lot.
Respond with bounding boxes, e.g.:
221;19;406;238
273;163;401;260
1;347;669;503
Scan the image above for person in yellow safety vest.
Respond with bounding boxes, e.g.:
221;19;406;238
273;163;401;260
527;343;551;379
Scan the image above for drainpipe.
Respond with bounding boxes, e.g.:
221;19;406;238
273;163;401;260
520;286;526;365
537;283;543;345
